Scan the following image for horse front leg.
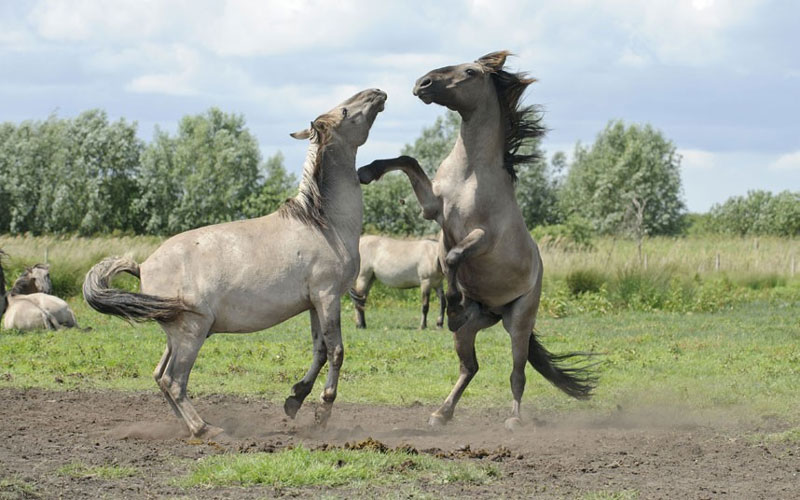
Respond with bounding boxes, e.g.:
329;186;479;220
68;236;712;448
312;295;344;427
358;156;442;223
284;308;327;418
444;228;490;331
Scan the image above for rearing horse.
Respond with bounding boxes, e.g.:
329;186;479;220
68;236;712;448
359;51;595;430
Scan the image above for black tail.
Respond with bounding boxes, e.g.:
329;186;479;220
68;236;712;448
83;256;188;323
528;332;597;400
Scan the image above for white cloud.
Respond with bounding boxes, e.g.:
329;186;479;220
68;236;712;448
770;151;800;171
679;149;718;170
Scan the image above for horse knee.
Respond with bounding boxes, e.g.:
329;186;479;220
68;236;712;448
329;344;344;369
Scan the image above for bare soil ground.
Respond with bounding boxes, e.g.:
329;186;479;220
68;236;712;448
1;388;798;499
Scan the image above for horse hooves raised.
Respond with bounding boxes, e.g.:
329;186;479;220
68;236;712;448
428;413;449;428
284;396;303;419
504;417;523;432
357;166;378;184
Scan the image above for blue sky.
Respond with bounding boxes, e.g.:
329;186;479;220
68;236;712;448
1;0;798;212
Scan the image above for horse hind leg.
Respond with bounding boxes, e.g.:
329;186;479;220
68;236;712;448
350;271;374;329
153;344;181;420
429;303;499;427
419;280;432;330
284;308;327;418
435;284;446;328
156;316;221;439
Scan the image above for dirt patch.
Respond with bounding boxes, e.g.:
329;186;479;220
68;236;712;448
1;388;798;498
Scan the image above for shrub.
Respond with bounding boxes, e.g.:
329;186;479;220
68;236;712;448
565;268;607;296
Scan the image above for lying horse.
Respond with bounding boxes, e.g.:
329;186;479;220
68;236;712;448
350;234;445;329
83;89;386;438
359;52;595;430
0;254;78;331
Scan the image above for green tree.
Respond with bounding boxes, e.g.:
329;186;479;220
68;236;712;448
362;112;460;235
242;152;297;218
136;108;261;234
58;110;142;235
709;190;800;237
559;120;686;235
515;143;564;228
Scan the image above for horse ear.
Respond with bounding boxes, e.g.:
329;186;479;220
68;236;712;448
290;127;312;140
476;50;511;72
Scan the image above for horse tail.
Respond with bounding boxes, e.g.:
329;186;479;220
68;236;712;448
528;332;597;400
348;288;366;311
83;256;188;323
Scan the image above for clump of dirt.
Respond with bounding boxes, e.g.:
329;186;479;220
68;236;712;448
344;437;389;453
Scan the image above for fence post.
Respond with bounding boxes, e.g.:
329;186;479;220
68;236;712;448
715;252;720;272
44;247;49;264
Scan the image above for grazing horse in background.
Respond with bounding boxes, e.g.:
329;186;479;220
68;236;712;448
358;52;595;430
350;234;445;330
0;253;78;330
83;89;387;439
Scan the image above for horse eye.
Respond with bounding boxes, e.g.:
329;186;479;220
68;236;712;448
342;108;348;118
465;69;476;77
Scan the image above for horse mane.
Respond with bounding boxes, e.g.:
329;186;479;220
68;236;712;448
478;51;546;181
10;270;33;296
279;114;338;229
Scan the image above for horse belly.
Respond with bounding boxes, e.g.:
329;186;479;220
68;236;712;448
209;287;310;333
374;266;419;289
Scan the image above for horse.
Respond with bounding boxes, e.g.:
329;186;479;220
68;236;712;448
349;234;445;330
0;253;78;331
82;89;386;439
358;52;595;430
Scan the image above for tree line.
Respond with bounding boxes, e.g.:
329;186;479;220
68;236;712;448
1;108;797;237
0;109;295;235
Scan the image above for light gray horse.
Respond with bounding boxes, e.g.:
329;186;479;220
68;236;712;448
350;234;445;330
83;89;387;438
358;52;595;430
0;254;77;331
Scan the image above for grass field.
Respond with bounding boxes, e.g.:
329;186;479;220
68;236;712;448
2;295;799;419
1;234;799;495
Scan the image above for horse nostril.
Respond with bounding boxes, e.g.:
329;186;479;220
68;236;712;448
418;78;432;89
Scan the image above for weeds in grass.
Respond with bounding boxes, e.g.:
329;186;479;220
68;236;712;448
56;462;138;479
180;445;496;488
0;477;39;499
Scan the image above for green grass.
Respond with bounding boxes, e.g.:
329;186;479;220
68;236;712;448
0;477;39;500
56;462;139;480
1;296;799;419
179;445;496;488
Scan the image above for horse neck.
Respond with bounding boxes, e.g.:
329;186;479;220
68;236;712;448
318;144;363;241
446;93;507;185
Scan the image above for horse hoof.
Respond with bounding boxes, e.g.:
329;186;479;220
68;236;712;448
504;417;522;432
314;406;332;427
428;413;448;428
195;424;226;440
357;166;377;184
284;397;303;419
